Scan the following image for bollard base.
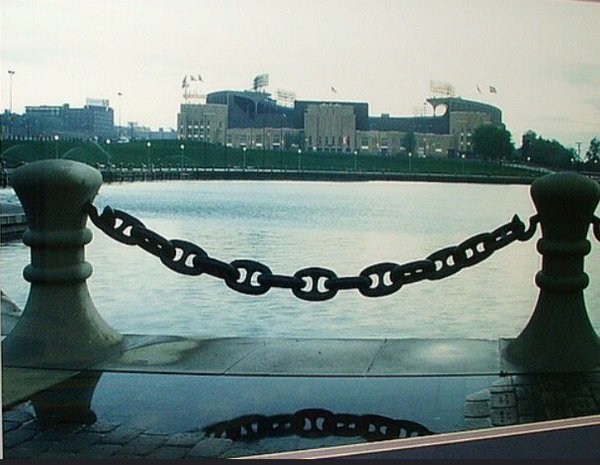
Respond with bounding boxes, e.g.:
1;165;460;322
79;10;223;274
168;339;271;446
501;293;600;373
1;285;123;370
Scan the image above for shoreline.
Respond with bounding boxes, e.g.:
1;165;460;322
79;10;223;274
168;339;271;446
95;168;538;186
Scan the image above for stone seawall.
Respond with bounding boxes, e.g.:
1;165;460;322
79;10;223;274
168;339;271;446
97;168;537;186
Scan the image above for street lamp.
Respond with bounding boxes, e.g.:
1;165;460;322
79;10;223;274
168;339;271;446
262;129;266;170
117;92;123;139
105;138;112;164
297;148;302;171
280;147;284;172
203;112;215;168
354;150;358;172
180;143;185;169
242;146;247;171
8;70;15;114
461;153;466;174
146;141;152;169
54;134;60;159
8;70;15;138
408;152;412;175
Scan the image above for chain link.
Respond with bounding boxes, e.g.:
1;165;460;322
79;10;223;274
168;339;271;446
593;216;600;242
202;408;434;442
84;202;539;302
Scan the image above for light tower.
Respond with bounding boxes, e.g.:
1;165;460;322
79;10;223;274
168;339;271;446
7;70;15;138
117;92;123;139
8;70;15;113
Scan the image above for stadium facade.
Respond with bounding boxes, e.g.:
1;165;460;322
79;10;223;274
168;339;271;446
178;91;502;157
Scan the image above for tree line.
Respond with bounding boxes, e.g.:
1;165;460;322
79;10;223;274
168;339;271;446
470;124;599;171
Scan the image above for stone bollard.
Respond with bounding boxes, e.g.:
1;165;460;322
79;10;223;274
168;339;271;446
504;172;600;371
2;160;122;369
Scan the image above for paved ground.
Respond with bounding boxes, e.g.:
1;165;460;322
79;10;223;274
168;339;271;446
3;402;252;459
3;370;600;459
3;326;600;459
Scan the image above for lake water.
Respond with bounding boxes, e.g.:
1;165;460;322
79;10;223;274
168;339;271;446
2;180;599;339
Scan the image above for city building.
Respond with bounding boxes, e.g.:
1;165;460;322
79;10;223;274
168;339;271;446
179;90;502;158
177;103;228;144
116;123;178;141
1;99;115;140
303;104;357;153
225;127;302;150
206;90;292;129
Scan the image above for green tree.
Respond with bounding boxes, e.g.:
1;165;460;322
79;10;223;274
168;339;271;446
585;137;600;165
520;131;575;169
401;131;416;155
472;124;514;162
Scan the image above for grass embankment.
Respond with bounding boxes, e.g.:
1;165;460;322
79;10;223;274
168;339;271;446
1;139;538;178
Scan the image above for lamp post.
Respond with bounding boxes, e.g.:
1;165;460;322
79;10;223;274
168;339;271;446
146;141;151;169
408;152;412;175
203;112;215;169
180;143;185;169
461;153;466;174
242;146;247;171
117;92;123;140
354;150;358;172
8;70;15;139
297;148;302;172
262;129;266;171
105;139;112;165
8;70;15;114
54;134;60;159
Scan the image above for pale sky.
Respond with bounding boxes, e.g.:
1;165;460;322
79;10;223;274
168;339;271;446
2;0;599;151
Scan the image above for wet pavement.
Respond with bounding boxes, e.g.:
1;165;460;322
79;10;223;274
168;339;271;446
3;367;600;459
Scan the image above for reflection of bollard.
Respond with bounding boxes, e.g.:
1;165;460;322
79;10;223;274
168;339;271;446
504;172;600;371
2;160;122;369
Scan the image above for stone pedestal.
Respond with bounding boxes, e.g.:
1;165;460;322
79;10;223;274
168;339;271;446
2;160;122;369
504;172;600;371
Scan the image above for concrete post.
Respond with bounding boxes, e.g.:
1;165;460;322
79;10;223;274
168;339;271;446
2;160;122;369
504;172;600;371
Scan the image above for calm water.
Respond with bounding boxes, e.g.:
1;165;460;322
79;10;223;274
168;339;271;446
2;180;599;339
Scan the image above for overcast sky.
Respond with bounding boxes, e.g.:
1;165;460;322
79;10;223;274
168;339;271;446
2;0;599;151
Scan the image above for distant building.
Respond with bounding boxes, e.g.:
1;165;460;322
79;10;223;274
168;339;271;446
181;88;503;157
1;99;115;140
177;103;228;144
303;104;357;153
207;90;292;129
225;127;302;150
294;100;369;131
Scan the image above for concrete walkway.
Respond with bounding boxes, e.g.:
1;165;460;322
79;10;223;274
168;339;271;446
3;370;600;459
3;334;600;459
3;334;511;408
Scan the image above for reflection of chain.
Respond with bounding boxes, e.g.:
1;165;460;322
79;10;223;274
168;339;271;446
203;409;434;442
593;216;600;242
85;202;538;302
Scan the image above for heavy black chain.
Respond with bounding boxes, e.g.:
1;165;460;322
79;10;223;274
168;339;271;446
593;216;600;242
202;409;433;442
84;203;538;302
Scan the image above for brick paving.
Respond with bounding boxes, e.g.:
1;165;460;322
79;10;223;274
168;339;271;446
3;372;600;459
463;372;600;428
2;402;251;459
